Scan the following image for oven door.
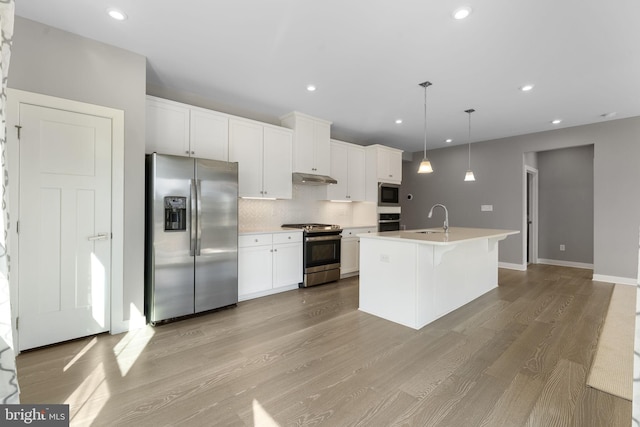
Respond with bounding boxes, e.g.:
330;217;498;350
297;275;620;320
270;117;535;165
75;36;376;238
304;234;341;272
378;213;400;232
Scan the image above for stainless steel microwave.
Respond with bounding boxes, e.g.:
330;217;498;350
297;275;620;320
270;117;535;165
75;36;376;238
378;182;400;206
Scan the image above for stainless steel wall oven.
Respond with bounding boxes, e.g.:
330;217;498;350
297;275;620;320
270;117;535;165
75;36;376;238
378;213;401;232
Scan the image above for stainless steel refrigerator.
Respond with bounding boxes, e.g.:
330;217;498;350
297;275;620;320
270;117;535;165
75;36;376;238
145;153;238;324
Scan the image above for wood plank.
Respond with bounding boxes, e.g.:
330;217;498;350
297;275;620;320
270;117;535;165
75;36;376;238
15;265;631;426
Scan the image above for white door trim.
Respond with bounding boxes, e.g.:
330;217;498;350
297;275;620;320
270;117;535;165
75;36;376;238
7;88;124;352
523;165;539;266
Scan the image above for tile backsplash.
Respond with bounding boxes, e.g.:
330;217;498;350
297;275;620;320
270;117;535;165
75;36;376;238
239;184;377;229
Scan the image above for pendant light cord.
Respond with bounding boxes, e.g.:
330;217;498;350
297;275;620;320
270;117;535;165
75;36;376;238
465;108;475;169
421;82;432;159
419;81;432;160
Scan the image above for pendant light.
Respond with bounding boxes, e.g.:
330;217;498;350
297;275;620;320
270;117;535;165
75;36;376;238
464;108;476;182
417;81;434;174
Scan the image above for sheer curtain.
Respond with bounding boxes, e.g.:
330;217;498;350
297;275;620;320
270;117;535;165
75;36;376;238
0;0;16;404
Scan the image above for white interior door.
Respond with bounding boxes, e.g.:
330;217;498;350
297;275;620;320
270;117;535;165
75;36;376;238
18;103;112;351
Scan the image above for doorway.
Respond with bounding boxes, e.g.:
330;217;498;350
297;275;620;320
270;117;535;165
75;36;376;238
525;165;539;265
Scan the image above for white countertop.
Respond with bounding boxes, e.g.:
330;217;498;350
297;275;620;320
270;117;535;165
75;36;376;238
239;227;303;235
358;227;519;246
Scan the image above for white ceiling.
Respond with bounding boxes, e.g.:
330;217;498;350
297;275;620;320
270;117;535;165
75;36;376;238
14;0;640;153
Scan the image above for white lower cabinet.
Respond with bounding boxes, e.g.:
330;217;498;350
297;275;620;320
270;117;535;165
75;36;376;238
239;231;302;300
341;227;377;277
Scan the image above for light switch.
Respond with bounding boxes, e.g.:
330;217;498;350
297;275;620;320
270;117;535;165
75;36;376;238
481;205;493;212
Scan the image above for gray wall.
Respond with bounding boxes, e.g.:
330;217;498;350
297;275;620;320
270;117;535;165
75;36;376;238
9;17;147;323
401;116;640;280
537;145;594;264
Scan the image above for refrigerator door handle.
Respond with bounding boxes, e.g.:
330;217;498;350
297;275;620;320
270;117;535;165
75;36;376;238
195;179;203;256
190;178;197;256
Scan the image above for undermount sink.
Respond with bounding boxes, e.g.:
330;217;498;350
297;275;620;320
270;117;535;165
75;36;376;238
413;230;445;234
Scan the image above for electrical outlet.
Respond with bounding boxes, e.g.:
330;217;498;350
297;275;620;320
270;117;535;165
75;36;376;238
481;205;493;212
380;254;390;262
560;244;565;251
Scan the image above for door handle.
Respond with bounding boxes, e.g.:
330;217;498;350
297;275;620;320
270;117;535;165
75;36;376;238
195;179;202;256
88;233;109;241
190;179;197;256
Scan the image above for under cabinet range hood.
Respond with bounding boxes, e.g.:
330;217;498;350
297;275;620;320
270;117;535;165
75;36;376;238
292;172;337;185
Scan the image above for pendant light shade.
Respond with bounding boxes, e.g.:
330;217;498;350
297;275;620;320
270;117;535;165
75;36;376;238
464;108;476;182
417;81;434;174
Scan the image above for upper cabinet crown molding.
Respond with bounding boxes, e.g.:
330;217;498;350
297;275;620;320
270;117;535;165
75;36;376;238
280;111;332;176
145;96;230;161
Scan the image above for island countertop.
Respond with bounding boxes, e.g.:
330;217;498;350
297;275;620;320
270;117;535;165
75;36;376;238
358;226;519;245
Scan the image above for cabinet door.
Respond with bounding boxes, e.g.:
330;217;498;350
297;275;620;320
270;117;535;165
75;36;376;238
341;237;360;274
229;118;264;197
190;108;229;161
293;115;316;174
146;97;190;156
238;245;273;295
273;242;302;288
327;141;348;200
313;121;331;175
347;145;366;201
263;126;293;199
377;148;402;183
387;149;403;183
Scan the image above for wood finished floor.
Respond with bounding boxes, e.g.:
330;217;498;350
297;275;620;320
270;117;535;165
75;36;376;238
16;265;631;426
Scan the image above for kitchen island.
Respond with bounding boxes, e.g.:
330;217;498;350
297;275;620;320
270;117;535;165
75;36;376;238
358;227;519;329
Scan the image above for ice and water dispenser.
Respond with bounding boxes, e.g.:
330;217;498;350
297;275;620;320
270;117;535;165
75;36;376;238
164;196;187;231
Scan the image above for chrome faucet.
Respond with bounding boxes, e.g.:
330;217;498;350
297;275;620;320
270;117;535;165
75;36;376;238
428;204;449;232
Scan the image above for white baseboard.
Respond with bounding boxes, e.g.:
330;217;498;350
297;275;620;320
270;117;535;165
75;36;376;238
499;262;527;271
537;258;594;270
238;283;299;302
592;274;638;286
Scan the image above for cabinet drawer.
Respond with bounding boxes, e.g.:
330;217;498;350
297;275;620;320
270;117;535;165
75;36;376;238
343;227;377;238
239;234;273;248
273;232;302;244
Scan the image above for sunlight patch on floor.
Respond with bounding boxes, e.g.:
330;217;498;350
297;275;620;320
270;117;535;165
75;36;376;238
253;398;280;427
66;362;110;424
113;326;155;376
63;336;97;372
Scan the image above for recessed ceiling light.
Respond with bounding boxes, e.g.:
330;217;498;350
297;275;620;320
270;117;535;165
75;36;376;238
107;8;127;21
306;85;316;92
551;119;562;125
445;139;453;143
520;84;535;92
453;6;472;20
600;112;617;118
395;119;403;124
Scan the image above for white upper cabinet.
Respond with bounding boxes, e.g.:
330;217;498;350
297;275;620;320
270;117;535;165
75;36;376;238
146;96;190;156
263;126;293;199
365;144;403;201
229;118;264;197
280;111;332;176
326;139;366;201
189;106;229;161
229;117;293;199
145;96;229;161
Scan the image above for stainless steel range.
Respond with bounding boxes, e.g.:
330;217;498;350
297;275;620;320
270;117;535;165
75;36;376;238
282;223;342;287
